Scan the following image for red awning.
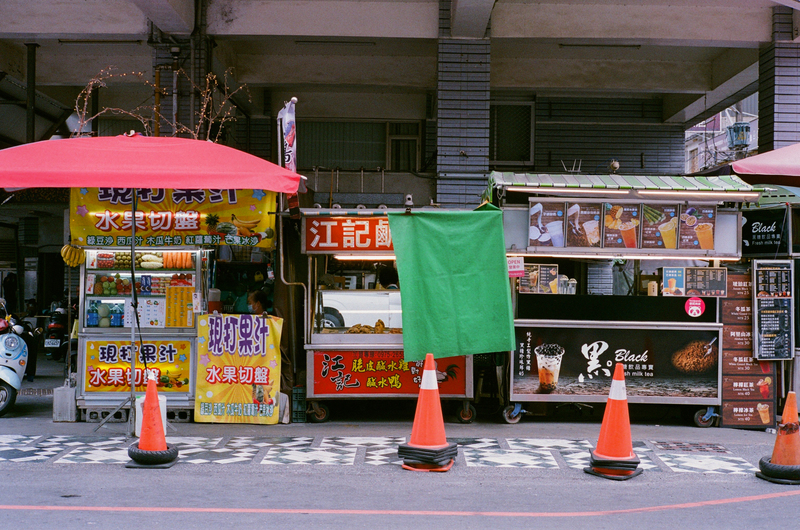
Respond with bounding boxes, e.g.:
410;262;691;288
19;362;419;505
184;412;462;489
732;142;800;185
0;134;302;193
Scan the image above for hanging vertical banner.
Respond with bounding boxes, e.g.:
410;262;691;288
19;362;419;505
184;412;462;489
195;313;283;424
278;97;304;219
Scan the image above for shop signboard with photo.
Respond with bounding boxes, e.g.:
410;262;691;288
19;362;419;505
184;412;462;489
528;201;566;248
519;264;560;294
684;267;727;297
720;272;776;428
752;260;794;360
70;188;277;249
641;204;679;249
661;267;685;296
603;204;641;249
678;205;716;250
565;202;602;247
511;323;720;404
310;351;467;397
83;339;192;393
194;313;283;424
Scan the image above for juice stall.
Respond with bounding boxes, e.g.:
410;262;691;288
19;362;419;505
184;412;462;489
300;209;474;423
489;172;766;426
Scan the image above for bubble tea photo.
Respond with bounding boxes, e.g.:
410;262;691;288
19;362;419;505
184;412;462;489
535;343;565;393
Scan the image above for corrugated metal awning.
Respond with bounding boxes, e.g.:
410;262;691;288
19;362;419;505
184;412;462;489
490;172;764;194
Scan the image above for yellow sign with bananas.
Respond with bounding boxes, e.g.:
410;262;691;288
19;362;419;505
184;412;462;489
195;313;283;424
69;188;277;249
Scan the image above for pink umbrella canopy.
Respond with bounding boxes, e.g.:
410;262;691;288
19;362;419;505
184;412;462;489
0;134;302;193
732;142;800;185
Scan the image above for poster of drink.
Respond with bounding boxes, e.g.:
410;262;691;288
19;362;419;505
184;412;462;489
538;264;560;294
195;313;283;424
528;201;566;248
565;202;602;247
603;204;641;249
661;267;685;296
311;351;467;396
678;205;716;250
640;204;679;249
84;339;192;393
519;264;540;293
511;325;720;403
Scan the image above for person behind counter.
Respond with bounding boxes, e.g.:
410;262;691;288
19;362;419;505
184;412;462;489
248;289;272;316
378;266;399;290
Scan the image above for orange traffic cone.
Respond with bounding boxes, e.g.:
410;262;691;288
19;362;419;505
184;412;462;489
584;363;642;480
756;391;800;484
139;377;167;451
398;353;457;472
127;375;178;468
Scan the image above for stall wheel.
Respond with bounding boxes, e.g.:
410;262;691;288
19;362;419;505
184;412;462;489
693;407;718;428
457;403;477;424
502;404;523;424
307;402;330;423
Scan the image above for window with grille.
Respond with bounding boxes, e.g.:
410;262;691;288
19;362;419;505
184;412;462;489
490;102;533;166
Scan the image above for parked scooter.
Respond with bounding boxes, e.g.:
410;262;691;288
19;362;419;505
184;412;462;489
44;301;76;362
0;299;32;416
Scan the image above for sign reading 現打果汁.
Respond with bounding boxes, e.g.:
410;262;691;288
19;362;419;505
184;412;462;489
70;188;277;249
195;313;283;424
84;339;192;393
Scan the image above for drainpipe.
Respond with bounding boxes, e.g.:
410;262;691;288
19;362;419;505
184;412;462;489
25;43;38;143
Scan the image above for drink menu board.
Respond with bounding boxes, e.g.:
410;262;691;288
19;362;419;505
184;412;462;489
678;204;716;250
603;203;641;249
565;202;602;247
528;201;566;248
641;204;679;249
753;260;794;360
661;267;685;296
720;271;777;428
519;264;559;294
685;267;727;297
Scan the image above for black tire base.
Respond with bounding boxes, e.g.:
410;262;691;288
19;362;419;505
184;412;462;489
127;442;179;467
755;472;800;485
584;467;643;481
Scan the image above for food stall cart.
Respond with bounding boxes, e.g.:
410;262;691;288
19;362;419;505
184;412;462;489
489;172;764;426
300;209;474;423
70;186;279;422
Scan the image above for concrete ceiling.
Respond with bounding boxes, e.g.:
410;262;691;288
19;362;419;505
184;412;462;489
0;0;793;136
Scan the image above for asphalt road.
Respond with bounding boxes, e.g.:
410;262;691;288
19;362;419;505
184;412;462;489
0;358;797;529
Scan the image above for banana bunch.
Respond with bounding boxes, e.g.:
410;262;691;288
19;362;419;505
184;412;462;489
61;244;86;267
231;214;260;236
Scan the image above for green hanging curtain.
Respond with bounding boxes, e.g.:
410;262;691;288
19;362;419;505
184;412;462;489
387;204;515;362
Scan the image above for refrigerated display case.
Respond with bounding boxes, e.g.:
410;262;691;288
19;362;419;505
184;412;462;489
76;248;202;415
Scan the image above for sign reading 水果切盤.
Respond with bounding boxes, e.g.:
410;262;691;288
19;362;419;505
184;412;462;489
70;188;277;249
195;313;283;424
84;339;192;393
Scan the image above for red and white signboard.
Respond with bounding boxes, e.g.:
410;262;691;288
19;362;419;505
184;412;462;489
303;216;394;253
685;297;706;318
507;256;525;278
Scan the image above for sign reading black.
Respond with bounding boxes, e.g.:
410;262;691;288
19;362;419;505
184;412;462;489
742;208;789;256
511;325;720;402
753;260;795;360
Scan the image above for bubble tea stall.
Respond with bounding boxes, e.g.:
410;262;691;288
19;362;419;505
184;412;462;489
488;173;764;425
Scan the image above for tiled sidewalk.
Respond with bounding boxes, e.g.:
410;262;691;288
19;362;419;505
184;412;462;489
0;434;759;474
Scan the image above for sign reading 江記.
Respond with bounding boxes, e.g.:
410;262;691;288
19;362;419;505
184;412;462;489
70;188;277;249
195;313;283;424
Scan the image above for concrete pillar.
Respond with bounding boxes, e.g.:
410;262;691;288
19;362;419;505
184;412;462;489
758;6;800;152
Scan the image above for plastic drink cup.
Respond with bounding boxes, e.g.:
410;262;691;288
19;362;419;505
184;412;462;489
759;361;771;374
659;219;677;248
535;344;565;394
694;223;714;249
546;220;564;247
667;278;677;291
620;221;638;248
760;384;770;399
549;278;559;294
757;403;770;424
582;220;600;245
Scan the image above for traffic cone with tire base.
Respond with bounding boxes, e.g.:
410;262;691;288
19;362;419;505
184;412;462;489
397;353;457;472
127;375;179;468
584;363;642;480
757;391;800;485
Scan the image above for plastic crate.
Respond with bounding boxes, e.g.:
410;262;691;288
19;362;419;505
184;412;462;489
292;386;306;423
